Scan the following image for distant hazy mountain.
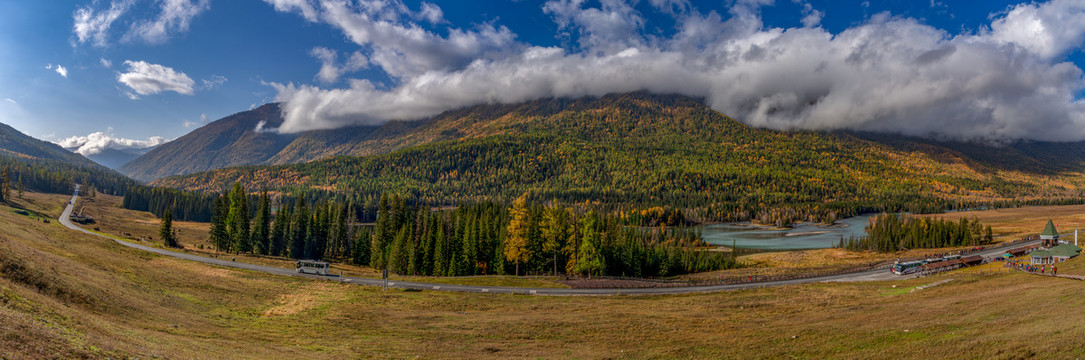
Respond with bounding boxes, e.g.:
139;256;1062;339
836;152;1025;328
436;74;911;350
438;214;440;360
63;145;156;170
0;121;102;168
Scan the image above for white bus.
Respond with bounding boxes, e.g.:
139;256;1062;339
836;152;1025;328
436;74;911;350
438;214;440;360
891;260;925;275
295;260;330;275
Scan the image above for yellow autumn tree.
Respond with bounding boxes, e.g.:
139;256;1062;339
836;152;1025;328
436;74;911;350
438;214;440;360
504;193;532;276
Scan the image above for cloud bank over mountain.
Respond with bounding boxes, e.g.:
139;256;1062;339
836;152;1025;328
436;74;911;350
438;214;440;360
262;0;1085;141
56;129;169;157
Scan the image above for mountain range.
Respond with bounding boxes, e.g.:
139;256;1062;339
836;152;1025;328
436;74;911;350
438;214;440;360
7;91;1085;222
141;92;1085;221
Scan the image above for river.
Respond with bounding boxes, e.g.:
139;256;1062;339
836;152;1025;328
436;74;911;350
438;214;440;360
700;214;875;250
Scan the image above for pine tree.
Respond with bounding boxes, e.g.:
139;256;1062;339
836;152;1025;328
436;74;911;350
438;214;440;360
226;183;251;253
434;214;448;276
330;203;349;258
422;212;437;275
371;193;391;269
251;188;271;255
540;204;566;276
160;210;180;248
270;204;288;257
209;195;230;253
390;227;409;273
352;227;371;265
574;212;604;277
308;201;329;260
289;195;309;259
1;166;9;202
505;193;532;276
563;208;580;274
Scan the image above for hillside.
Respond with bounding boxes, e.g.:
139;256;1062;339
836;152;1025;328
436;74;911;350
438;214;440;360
0;121;135;196
151;92;1085;221
119;103;297;182
124;93;747;182
0;121;101;168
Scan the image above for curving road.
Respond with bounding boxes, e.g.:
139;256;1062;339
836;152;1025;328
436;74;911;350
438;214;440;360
59;186;1038;296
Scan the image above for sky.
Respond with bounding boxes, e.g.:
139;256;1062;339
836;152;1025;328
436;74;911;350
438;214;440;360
0;0;1084;157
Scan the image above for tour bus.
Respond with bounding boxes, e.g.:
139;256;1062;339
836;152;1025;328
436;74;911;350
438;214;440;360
891;260;925;275
295;260;330;275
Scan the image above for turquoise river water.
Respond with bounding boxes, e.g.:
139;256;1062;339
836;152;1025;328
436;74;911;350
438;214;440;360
700;214;875;250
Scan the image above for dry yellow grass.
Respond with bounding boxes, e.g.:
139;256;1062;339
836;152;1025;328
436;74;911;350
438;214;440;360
4;192;1085;358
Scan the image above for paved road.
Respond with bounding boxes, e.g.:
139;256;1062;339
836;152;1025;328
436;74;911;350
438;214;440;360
58;186;1039;295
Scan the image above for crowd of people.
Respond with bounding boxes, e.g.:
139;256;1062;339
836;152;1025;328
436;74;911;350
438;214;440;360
1005;259;1058;276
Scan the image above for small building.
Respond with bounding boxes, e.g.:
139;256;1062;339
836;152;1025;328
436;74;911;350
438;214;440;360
1050;243;1081;262
1041;219;1060;247
922;259;963;273
1031;244;1082;264
1030;249;1053;265
1031;220;1081;264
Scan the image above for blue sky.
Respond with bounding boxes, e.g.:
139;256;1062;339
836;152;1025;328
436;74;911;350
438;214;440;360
0;0;1083;156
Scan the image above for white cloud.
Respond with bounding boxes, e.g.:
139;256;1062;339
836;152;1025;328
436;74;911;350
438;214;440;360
100;58;113;68
3;98;16;105
117;60;195;97
418;2;444;24
264;0;516;78
988;0;1085;59
72;0;134;47
265;0;1085;142
254;120;278;133
544;0;646;52
264;0;319;22
45;64;69;78
72;0;208;47
310;47;369;84
183;113;210;128
125;0;210;44
200;75;228;90
56;128;169;156
797;1;823;28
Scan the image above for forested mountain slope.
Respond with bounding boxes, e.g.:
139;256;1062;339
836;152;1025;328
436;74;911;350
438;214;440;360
0;121;135;196
0;122;101;168
152;92;1085;222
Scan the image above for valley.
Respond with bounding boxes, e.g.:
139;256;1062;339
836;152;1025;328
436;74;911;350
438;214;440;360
7;1;1085;357
1;189;1083;358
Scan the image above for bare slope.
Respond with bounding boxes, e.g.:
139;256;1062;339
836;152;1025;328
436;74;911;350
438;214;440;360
119;103;296;182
